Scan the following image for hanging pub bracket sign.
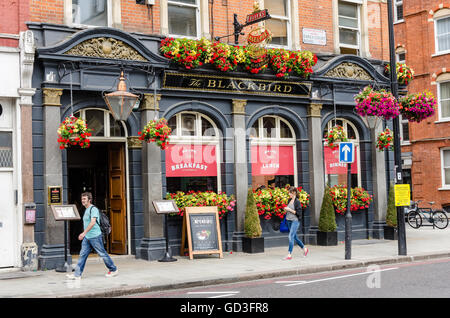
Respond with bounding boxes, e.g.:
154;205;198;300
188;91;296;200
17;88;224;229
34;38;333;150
214;2;271;44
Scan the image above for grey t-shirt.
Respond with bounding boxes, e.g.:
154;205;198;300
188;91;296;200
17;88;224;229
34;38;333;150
286;200;298;221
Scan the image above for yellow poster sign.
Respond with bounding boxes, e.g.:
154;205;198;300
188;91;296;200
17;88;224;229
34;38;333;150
395;184;411;206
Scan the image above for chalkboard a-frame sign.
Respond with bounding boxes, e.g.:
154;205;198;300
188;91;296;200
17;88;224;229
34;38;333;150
181;206;223;260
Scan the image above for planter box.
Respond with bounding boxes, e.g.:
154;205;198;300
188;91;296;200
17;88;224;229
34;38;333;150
383;226;398;240
317;231;338;246
242;237;264;254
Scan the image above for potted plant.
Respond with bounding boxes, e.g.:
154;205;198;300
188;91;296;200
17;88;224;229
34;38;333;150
398;91;436;123
376;127;394;151
384;182;398;240
354;85;400;121
317;186;338;246
138;118;172;150
243;188;264;253
57;115;92;149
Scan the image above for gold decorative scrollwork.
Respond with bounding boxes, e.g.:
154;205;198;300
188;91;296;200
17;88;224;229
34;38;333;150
64;37;147;61
324;62;373;81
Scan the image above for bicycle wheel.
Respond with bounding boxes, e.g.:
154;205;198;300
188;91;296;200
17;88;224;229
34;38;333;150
407;211;422;229
432;210;449;229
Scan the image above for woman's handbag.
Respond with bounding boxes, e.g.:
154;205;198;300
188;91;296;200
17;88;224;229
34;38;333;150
280;215;289;233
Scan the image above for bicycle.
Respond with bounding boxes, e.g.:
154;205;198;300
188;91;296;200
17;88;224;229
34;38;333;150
406;200;449;229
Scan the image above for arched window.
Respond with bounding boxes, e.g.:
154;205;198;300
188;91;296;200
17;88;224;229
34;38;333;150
74;108;126;139
250;116;297;189
323;118;361;187
165;112;221;193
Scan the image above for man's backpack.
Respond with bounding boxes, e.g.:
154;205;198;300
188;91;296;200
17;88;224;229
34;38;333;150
88;206;111;237
97;210;112;237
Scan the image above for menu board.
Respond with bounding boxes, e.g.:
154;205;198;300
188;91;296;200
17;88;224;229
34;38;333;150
51;204;81;221
182;206;223;260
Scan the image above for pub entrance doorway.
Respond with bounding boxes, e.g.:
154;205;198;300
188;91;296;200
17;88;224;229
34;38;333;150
67;142;128;255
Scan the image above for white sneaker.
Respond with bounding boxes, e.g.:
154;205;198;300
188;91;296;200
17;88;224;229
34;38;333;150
105;269;118;278
66;273;81;280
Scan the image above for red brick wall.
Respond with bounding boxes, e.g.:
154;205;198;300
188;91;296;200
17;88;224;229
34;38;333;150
28;0;390;60
395;1;450;208
0;0;31;47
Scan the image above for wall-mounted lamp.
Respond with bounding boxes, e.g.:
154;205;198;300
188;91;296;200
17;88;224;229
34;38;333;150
103;71;140;121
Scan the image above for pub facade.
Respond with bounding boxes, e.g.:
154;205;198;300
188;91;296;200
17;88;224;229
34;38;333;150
27;21;395;269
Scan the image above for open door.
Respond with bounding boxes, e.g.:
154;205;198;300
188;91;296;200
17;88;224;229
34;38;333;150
108;143;127;254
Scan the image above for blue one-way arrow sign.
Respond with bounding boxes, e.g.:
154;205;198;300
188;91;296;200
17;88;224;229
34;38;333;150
339;142;355;163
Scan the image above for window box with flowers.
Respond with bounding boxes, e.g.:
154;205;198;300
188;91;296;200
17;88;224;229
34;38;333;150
329;184;373;239
57;115;92;149
398;91;436;123
376;127;394;151
159;37;317;77
354;86;400;121
253;185;310;233
138;118;172;150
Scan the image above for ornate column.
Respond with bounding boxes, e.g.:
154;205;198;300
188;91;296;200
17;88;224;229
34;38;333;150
307;103;325;243
136;93;166;261
231;99;248;252
38;88;66;270
371;121;388;239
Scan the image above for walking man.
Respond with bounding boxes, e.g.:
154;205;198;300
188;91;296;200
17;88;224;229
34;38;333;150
66;192;118;280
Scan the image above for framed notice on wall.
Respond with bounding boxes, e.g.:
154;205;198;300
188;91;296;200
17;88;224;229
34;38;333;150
181;206;223;260
51;205;81;221
48;186;62;205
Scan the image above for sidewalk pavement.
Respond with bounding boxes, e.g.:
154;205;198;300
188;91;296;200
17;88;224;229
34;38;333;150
1;227;450;298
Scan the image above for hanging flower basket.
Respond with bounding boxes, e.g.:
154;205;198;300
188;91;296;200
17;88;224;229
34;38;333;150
57;115;92;149
354;86;400;120
385;62;414;86
376;127;394;151
138;118;172;150
398;91;436;123
325;125;348;150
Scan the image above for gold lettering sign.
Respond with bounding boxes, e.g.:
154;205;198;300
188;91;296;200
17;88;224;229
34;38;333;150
163;72;311;98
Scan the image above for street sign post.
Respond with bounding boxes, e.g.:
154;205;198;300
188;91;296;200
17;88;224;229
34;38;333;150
339;142;354;260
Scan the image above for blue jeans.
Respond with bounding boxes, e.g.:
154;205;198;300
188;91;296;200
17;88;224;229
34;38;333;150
287;220;305;253
74;235;117;277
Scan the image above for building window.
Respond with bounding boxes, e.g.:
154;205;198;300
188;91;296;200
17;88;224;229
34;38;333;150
435;16;450;54
438;81;450;120
441;148;450;187
168;0;200;38
264;0;291;47
394;0;403;22
338;1;361;55
396;48;406;63
71;0;111;26
323;118;361;187
165;112;220;193
250;116;296;189
0;132;13;168
74;109;126;138
400;116;409;143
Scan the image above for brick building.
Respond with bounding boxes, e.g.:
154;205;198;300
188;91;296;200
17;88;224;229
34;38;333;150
0;0;36;269
394;1;450;210
4;0;401;270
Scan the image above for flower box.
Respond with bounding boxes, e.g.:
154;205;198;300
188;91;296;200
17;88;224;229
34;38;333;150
383;225;398;240
253;185;310;220
242;237;264;254
317;231;338;246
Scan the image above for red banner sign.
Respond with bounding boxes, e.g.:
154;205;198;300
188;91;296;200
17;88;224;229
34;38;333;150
166;144;217;177
324;146;358;174
251;145;294;176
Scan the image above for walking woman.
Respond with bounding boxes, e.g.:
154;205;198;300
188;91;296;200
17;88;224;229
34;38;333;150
283;186;309;260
